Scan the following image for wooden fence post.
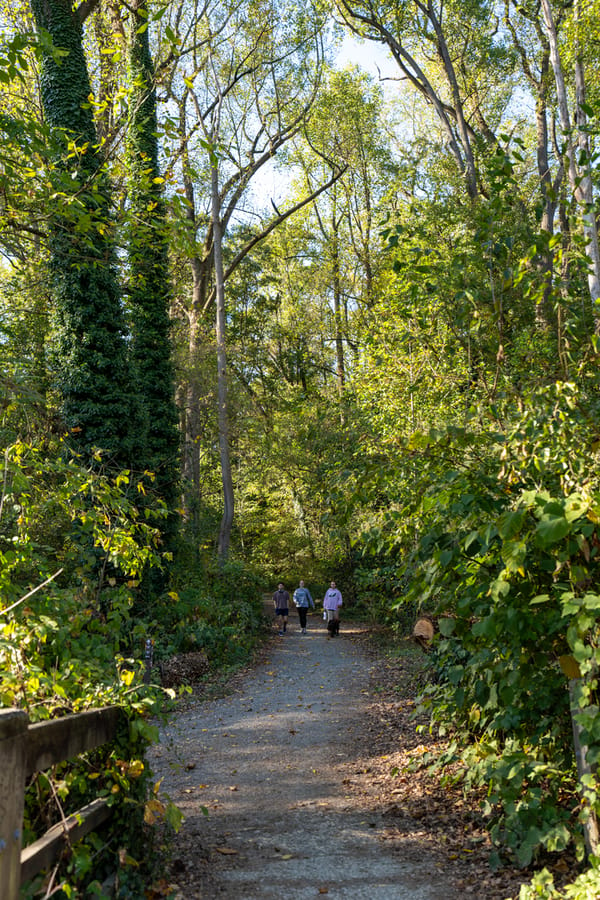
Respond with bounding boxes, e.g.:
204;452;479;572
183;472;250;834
0;709;29;900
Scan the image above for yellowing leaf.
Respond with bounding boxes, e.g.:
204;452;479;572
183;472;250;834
120;669;134;686
128;759;144;778
153;778;164;794
144;797;165;825
559;655;581;679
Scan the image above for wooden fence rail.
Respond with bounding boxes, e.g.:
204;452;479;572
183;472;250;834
0;705;123;899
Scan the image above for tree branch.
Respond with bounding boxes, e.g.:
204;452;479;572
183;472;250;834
202;164;348;312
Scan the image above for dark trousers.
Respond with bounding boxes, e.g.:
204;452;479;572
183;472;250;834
298;607;308;628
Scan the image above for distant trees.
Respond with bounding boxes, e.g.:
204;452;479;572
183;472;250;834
1;0;599;585
163;0;344;558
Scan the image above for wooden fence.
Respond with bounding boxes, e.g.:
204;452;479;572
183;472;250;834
0;705;122;899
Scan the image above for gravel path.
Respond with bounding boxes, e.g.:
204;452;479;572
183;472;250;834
148;615;461;899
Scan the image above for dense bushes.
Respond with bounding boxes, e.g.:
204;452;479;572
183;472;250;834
396;377;600;868
153;560;265;667
0;440;266;896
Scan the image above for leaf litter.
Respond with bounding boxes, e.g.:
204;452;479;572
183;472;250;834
148;623;581;898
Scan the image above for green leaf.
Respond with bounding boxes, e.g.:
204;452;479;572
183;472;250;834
439;548;454;566
490;578;510;601
438;616;455;636
501;539;526;575
564;493;588;523
464;530;479;551
498;509;526;539
536;507;570;546
579;593;600;611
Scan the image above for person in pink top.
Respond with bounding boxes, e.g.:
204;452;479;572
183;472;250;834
323;581;342;638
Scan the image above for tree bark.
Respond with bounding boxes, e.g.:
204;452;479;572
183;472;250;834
30;0;142;468
126;0;180;534
212;159;234;563
541;0;600;326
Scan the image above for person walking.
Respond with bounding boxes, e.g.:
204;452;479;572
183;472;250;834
323;581;343;638
293;579;315;633
272;583;290;635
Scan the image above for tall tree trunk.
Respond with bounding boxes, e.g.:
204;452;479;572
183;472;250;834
503;4;559;329
126;0;180;542
573;38;600;329
336;0;479;198
212;160;234;563
424;0;478;198
541;0;600;327
30;0;142;468
331;195;345;402
178;100;210;518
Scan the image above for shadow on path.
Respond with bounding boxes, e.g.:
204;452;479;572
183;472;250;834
148;616;460;899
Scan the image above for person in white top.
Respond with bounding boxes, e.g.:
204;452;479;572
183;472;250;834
323;581;342;638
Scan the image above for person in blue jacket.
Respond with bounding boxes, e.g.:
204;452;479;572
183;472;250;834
293;580;315;634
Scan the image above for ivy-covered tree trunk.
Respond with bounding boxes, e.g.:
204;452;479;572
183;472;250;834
126;0;180;542
30;0;142;467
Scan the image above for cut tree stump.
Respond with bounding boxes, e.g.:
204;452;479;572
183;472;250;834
159;651;210;688
413;617;435;651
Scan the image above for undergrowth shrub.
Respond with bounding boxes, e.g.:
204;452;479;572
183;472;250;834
0;440;181;896
353;560;416;628
159;559;266;667
395;378;600;868
519;863;600;898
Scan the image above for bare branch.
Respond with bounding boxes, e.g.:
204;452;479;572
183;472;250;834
202;164;349;312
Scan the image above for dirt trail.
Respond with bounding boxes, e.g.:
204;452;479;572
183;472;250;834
148;614;461;899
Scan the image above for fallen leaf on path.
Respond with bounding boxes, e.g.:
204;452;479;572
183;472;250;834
214;847;238;855
146;878;175;897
